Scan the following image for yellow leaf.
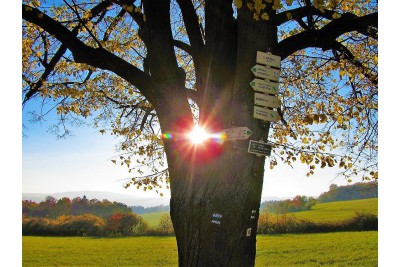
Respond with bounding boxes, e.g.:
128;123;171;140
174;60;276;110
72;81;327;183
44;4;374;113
235;0;243;9
286;12;292;20
332;12;341;19
126;5;133;13
261;13;270;20
286;0;294;6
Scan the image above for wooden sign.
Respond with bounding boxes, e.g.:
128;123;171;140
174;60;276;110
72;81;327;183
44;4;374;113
254;93;280;108
256;51;281;69
253;106;281;122
223;127;253;141
250;78;279;95
251;65;280;82
248;140;272;157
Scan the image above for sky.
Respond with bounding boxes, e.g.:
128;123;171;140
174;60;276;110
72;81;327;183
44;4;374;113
21;97;355;202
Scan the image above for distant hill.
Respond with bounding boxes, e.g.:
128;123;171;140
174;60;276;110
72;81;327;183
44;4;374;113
22;191;169;208
318;182;377;203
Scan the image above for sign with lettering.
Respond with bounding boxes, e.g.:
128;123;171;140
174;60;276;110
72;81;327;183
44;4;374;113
253;106;281;122
223;127;253;141
254;93;280;108
250;78;279;95
256;51;281;69
250;65;280;82
248;140;272;157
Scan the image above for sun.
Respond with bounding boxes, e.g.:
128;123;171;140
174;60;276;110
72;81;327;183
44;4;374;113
188;125;209;144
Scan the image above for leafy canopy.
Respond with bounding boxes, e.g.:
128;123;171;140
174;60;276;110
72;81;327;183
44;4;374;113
22;0;378;194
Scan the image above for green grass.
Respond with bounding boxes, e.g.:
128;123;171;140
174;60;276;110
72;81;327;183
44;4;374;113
293;198;378;223
140;199;378;228
141;211;169;228
23;232;377;266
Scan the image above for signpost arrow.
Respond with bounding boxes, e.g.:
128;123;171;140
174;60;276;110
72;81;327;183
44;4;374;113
250;78;279;95
223;126;253;141
256;51;281;69
254;93;280;108
253;106;281;122
248;140;272;157
251;65;280;81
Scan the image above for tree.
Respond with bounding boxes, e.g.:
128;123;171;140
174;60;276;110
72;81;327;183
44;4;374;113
157;213;174;235
22;0;377;265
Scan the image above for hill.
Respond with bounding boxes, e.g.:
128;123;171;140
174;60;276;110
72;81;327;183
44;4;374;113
285;198;378;223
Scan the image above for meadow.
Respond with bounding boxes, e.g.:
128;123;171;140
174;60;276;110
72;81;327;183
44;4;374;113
142;198;378;229
23;231;377;266
293;198;378;223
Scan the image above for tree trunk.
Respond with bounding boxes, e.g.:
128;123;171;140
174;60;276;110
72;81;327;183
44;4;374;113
151;3;277;266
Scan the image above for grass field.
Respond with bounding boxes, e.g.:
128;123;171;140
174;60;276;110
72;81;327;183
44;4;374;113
140;198;378;228
23;231;377;266
141;212;169;228
292;198;378;222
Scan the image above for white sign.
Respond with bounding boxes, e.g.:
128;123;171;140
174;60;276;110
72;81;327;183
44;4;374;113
223;127;253;141
254;93;280;108
250;78;279;95
246;228;252;237
253;106;281;122
251;65;280;81
256;51;281;69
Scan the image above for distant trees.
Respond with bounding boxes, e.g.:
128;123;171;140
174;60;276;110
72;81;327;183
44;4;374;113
261;195;316;214
22;196;132;218
22;196;149;236
318;182;378;203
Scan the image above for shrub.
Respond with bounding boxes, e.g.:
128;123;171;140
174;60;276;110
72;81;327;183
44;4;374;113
257;212;378;234
106;212;148;236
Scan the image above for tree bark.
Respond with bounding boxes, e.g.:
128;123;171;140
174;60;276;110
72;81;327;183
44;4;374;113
155;4;277;266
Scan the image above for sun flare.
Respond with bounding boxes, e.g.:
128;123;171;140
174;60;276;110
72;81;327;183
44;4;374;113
188;125;209;144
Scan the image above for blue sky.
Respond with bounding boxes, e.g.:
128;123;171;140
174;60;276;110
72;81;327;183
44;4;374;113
21;97;353;202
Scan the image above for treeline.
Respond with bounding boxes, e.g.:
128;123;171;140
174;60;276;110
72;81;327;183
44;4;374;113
22;196;174;237
318;182;378;203
23;195;132;218
131;205;169;214
261;195;317;214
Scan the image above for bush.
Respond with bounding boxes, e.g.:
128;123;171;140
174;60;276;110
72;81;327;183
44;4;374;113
344;212;378;231
257;212;378;234
155;214;174;236
106;212;148;236
22;217;54;236
54;214;106;236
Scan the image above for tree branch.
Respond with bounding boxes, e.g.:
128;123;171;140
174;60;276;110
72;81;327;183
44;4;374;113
275;12;378;60
176;0;204;60
23;1;114;104
173;39;192;55
23;4;155;103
